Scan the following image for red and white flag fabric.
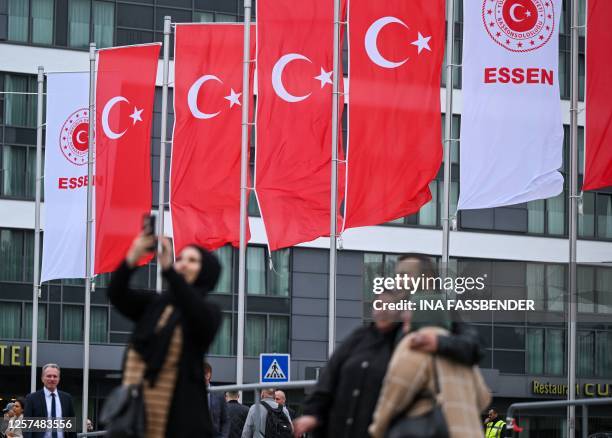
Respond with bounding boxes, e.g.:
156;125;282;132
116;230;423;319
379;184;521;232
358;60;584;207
584;0;612;191
172;24;254;253
256;0;345;250
41;72;90;282
458;0;564;210
95;43;160;274
344;0;445;229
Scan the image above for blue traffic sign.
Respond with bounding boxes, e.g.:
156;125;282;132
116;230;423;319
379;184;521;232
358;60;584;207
260;353;290;383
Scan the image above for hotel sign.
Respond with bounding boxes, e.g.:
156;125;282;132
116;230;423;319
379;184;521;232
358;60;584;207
0;344;32;367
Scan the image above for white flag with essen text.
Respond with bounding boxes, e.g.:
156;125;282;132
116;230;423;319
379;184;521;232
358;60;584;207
41;72;91;282
458;0;563;210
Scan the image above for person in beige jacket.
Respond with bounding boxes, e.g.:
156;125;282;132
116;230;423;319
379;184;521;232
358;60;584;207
369;326;492;438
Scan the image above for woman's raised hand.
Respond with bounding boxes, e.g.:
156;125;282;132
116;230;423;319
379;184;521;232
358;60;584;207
126;232;156;268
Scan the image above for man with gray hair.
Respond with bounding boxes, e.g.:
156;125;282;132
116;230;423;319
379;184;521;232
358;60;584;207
24;363;76;438
241;388;292;438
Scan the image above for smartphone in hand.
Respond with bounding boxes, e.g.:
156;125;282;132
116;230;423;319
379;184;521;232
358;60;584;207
142;214;157;251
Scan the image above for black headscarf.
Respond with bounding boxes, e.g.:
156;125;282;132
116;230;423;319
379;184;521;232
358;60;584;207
131;245;220;386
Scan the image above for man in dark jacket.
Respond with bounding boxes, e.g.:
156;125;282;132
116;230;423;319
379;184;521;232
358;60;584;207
205;362;230;438
225;391;249;438
24;363;76;438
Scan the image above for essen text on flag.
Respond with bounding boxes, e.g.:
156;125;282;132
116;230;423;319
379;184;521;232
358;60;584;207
41;72;90;282
458;0;564;210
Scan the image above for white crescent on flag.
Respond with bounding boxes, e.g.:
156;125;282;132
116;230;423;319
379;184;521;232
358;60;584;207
365;16;410;69
101;96;129;139
271;53;313;103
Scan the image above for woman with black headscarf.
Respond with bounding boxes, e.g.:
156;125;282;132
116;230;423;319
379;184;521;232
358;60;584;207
107;233;222;438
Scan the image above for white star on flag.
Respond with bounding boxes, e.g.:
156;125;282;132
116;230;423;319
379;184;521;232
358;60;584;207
314;68;333;88
411;32;432;54
129;107;143;125
224;88;242;108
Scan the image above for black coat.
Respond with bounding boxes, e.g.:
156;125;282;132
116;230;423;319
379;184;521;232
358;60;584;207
209;390;230;438
108;261;221;438
23;389;76;438
302;321;482;438
226;400;249;438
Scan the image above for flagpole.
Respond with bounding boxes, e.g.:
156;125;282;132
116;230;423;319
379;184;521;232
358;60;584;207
237;0;253;391
328;0;342;356
30;66;44;393
83;42;96;434
567;0;580;436
441;0;455;267
156;16;171;293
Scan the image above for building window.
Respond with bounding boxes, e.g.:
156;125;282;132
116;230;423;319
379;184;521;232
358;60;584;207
247;247;290;296
528;192;566;236
245;314;266;356
363;252;399;303
596;331;612;378
0;228;34;282
597;269;612;314
213;246;233;294
597;194;612;239
245;314;289;357
69;0;91;48
93;1;115;48
4;74;38;127
24;303;47;340
0;302;22;339
91;306;108;343
579;192;595;238
1;145;40;199
526;328;544;374
7;0;54;44
62;305;83;341
8;0;29;42
527;327;564;376
194;11;238;22
526;264;565;312
577;330;595;377
577;266;595;313
210;313;232;355
32;0;54;44
546;328;564;375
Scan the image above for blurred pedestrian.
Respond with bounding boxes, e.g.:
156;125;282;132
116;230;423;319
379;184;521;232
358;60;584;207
5;398;25;438
274;391;296;420
225;391;249;438
86;419;93;432
294;254;483;438
205;361;229;438
108;232;222;438
242;388;292;438
369;327;491;438
484;408;506;438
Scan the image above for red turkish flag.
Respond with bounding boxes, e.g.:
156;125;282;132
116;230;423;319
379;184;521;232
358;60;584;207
256;0;345;250
344;0;445;229
172;24;254;253
95;44;160;274
584;0;612;191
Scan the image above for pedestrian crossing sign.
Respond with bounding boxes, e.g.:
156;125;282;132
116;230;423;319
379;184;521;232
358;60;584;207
260;353;290;383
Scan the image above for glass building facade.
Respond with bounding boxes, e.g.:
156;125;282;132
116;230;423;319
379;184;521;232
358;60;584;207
1;0;611;435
